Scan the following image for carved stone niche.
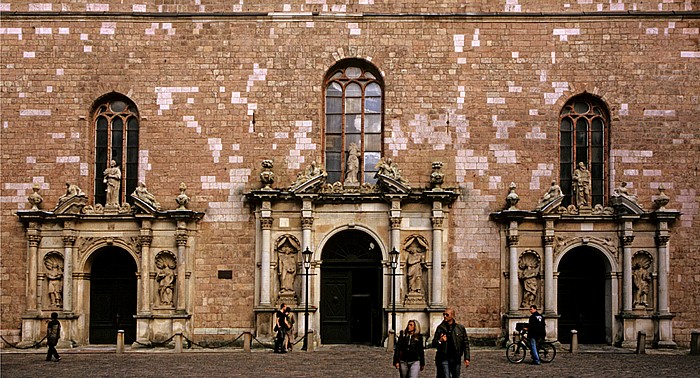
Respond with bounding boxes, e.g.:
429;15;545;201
518;251;541;309
403;235;429;306
154;251;177;308
43;252;64;309
276;235;300;307
632;251;653;310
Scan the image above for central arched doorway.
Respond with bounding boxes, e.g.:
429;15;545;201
320;229;383;345
557;246;608;344
89;247;137;344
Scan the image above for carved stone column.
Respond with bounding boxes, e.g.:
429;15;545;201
621;221;635;312
175;227;188;313
543;226;555;316
260;215;273;306
430;202;444;306
27;229;41;312
390;216;402;306
507;221;519;314
61;229;76;313
301;216;313;307
139;229;153;313
656;233;670;315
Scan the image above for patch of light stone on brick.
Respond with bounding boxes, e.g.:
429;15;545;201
35;27;52;35
456;149;489;177
23;52;35;58
228;144;243;164
182;116;201;133
525;125;546;139
1;178;47;209
200;167;252;222
154;86;199;115
100;22;116;35
49;133;65;139
56;156;80;165
287;120;316;170
529;163;554;190
472;29;480;47
454;35;465;53
643;109;676;117
331;5;347;12
409;114;452;150
133;4;146;12
0;3;9;11
162;23;176;36
456;86;466;108
544;82;569;105
138;150;151;184
490;144;517;165
28;3;52;11
610;149;653;164
492;115;515;139
348;23;361;36
386;119;408;156
488;176;501;190
232;0;243;12
86;3;109;12
623;169;639;176
610;1;625;11
505;0;521;12
677;188;697;228
680;51;700;58
619;103;629;116
208;138;222;163
145;23;159;36
553;28;580;42
20;109;51;116
1;27;22;40
642;169;662;176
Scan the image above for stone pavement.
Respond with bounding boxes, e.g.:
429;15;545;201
1;344;698;377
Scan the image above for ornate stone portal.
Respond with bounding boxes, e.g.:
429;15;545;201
16;183;203;347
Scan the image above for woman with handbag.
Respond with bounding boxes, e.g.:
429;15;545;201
393;319;425;377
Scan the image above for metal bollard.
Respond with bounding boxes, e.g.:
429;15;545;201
116;330;125;354
570;330;578;353
244;332;252;352
636;331;646;354
306;330;315;352
386;330;395;353
174;332;183;353
690;331;700;355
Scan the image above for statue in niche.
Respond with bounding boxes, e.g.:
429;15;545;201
132;181;161;210
536;180;563;210
28;183;43;210
103;160;122;207
44;255;63;308
276;236;300;295
406;242;427;294
572;162;591;207
155;253;176;306
57;182;85;205
612;182;638;203
345;143;360;185
175;182;190;210
632;253;652;307
518;253;540;308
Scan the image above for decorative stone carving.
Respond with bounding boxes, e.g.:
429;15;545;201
375;157;410;193
28;183;43;210
403;235;428;305
518;251;540;308
653;184;670;211
260;160;275;190
131;182;161;210
430;161;445;191
103;160;122;208
276;235;300;298
55;182;88;214
572;162;591;208
505;182;519;210
175;183;190;210
155;252;177;306
612;182;638;203
43;253;64;308
632;252;653;308
535;180;563;211
345;143;360;186
290;160;328;193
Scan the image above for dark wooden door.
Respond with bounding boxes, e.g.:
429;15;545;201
89;248;137;344
320;269;352;344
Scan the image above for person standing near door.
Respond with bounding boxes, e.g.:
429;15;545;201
432;308;470;378
45;312;61;362
526;305;545;365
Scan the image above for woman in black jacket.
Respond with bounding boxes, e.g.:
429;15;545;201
393;319;425;377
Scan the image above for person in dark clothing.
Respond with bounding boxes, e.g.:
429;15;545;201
393;319;425;378
274;303;288;353
526;305;545;365
46;312;61;362
431;308;470;378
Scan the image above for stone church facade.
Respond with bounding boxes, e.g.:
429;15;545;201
1;1;698;349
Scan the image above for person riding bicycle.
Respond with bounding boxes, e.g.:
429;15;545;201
525;305;545;365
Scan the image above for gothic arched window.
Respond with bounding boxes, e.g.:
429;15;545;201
324;61;383;185
559;95;609;207
93;96;139;206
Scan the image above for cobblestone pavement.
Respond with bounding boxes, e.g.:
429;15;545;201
2;344;698;377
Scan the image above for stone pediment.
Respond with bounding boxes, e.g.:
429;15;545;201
609;195;645;215
375;173;411;194
53;195;88;215
289;173;327;194
131;194;160;215
535;195;563;214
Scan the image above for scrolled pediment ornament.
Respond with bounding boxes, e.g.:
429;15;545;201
554;235;617;257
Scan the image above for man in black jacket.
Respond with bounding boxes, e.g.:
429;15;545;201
432;308;470;378
526;305;545;365
45;312;61;362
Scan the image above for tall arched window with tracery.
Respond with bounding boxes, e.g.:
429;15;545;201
324;60;383;185
559;95;609;207
93;95;139;206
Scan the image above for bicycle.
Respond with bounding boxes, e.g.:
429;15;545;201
506;322;556;363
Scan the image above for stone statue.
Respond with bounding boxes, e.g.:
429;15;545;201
103;160;122;207
632;253;652;307
612;182;638;203
376;157;401;179
406;244;426;294
132;181;161;210
518;253;540;308
536;180;563;209
260;160;275;190
290;160;327;189
345;143;360;185
57;182;85;205
175;182;190;210
44;256;63;308
430;161;445;191
28;183;43;210
277;244;297;294
572;162;591;207
155;254;176;306
505;182;519;210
